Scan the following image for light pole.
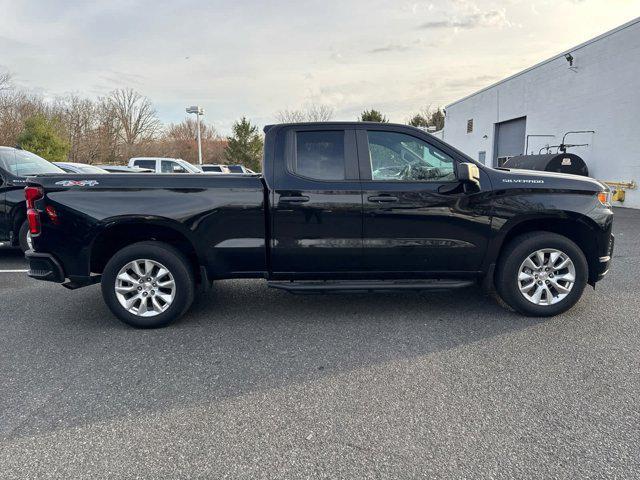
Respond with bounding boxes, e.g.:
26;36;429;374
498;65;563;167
186;105;204;165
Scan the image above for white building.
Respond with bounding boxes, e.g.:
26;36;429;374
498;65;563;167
442;17;640;208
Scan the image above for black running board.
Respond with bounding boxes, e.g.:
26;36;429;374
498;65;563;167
268;279;475;294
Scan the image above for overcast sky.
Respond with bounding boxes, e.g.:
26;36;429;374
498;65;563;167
1;0;638;134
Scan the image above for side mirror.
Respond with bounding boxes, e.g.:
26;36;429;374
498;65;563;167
458;162;480;188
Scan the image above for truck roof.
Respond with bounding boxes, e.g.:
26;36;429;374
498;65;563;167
263;121;420;133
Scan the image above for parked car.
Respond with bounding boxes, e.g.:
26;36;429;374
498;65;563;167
0;147;65;251
25;122;613;328
53;162;110;174
96;165;154;174
128;157;201;174
200;164;231;174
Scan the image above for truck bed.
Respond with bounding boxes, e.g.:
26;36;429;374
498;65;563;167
27;173;267;281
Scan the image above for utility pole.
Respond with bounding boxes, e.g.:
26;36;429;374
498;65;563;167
186;106;204;165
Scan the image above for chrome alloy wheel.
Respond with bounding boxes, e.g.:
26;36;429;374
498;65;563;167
517;249;576;306
114;259;176;317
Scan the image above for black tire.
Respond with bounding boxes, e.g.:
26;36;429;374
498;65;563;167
101;241;195;328
496;232;588;317
18;220;31;252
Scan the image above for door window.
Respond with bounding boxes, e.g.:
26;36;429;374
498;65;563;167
294;131;345;180
134;159;156;170
367;131;455;182
161;160;187;173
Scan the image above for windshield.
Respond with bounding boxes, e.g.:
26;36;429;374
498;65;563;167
176;159;201;173
0;149;65;176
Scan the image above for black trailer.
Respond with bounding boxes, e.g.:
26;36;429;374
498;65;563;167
503;153;588;176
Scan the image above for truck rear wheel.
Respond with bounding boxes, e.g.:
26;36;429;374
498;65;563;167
18;220;32;252
101;241;195;328
495;232;588;317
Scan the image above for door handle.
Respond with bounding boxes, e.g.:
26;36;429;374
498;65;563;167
367;195;398;203
279;195;310;203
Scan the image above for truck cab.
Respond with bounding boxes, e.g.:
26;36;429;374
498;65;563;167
263;123;492;276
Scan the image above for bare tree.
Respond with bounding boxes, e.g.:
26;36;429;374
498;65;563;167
107;88;160;153
276;104;334;123
140;118;227;165
93;97;122;164
57;95;98;163
164;117;219;143
305;104;334;121
0;71;12;92
0;90;47;146
275;109;306;123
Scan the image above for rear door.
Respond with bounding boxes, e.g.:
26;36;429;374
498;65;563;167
357;126;492;274
270;126;363;276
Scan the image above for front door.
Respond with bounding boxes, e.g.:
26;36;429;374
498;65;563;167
357;127;492;274
270;127;363;277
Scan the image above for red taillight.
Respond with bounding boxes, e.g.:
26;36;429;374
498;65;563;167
25;186;43;209
25;186;44;235
27;208;41;235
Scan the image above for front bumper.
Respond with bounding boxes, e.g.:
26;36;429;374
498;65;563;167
596;234;614;281
26;251;65;283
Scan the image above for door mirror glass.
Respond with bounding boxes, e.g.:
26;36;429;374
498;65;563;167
458;162;480;188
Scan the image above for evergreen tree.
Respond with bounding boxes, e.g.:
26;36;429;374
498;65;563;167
17;114;69;162
359;109;388;123
407;106;445;131
407;114;429;128
224;117;263;172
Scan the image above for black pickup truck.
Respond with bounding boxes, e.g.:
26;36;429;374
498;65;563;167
25;123;614;328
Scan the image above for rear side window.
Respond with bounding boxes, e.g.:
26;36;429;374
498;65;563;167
134;160;156;170
294;131;345;180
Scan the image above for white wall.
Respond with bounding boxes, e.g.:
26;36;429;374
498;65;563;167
443;18;640;208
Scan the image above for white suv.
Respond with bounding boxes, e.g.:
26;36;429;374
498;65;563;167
128;157;201;174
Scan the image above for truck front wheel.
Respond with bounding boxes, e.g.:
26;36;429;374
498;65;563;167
496;232;588;317
101;241;195;328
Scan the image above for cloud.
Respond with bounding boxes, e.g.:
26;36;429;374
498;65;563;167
368;44;412;54
418;9;511;30
444;74;501;89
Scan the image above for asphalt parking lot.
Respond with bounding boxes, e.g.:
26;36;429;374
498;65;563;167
1;208;638;479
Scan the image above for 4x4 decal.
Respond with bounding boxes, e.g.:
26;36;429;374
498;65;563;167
55;180;100;187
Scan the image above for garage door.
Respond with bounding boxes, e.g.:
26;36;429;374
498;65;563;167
494;117;526;167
